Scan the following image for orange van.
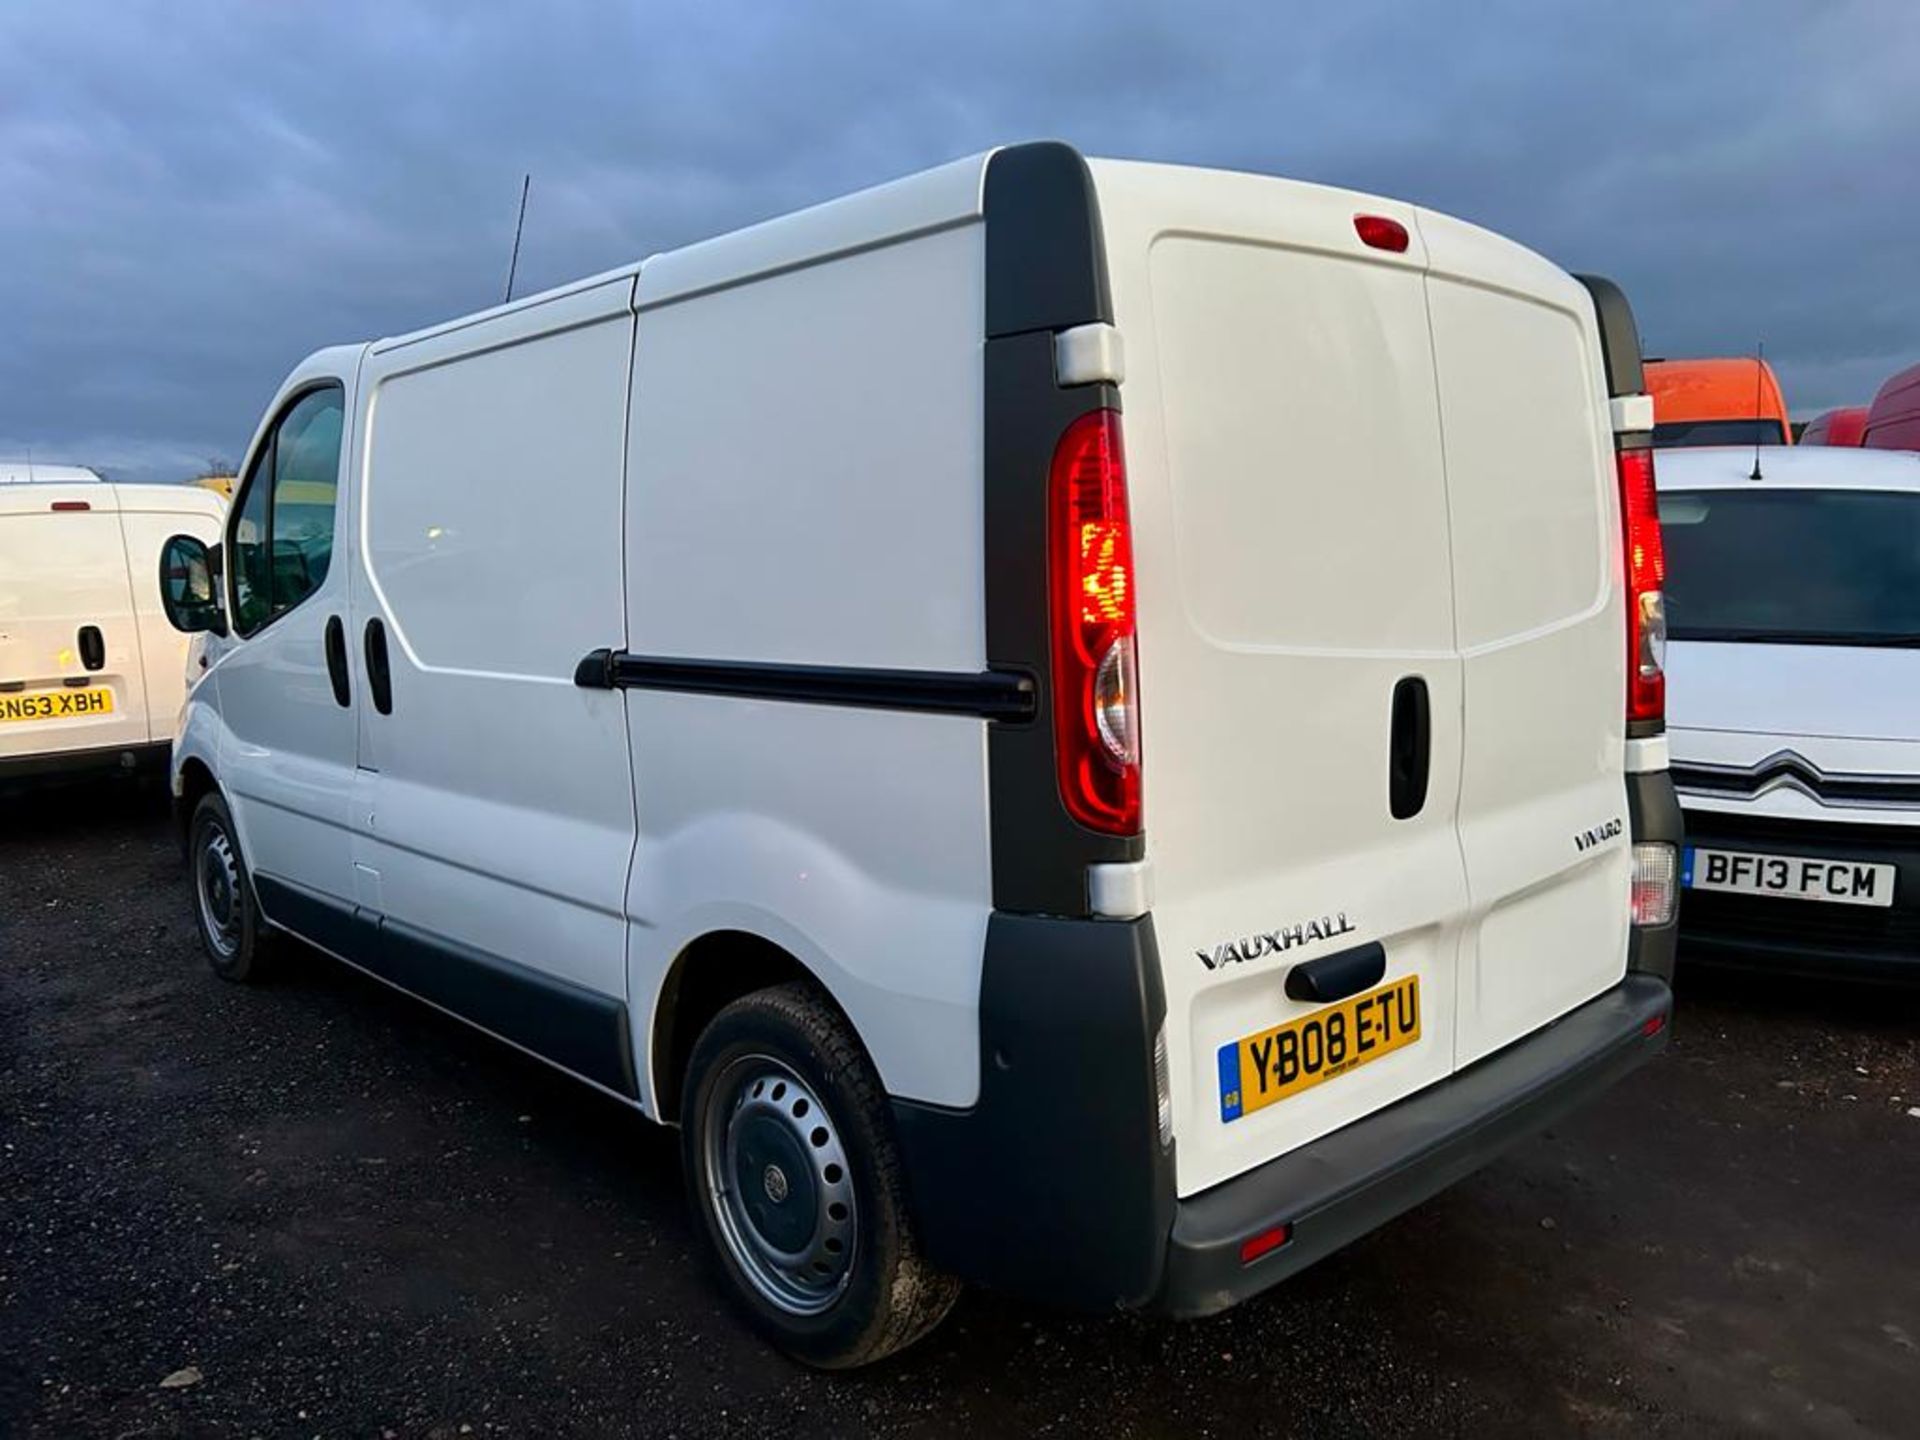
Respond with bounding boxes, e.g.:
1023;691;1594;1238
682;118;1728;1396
1645;357;1790;448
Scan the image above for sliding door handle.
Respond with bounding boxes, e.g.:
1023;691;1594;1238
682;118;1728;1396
323;616;351;707
363;617;393;715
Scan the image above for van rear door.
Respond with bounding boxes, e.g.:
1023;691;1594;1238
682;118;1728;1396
1091;163;1472;1198
1415;210;1631;1065
0;485;151;762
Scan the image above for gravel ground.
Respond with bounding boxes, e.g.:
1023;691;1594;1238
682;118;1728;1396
3;781;1917;1439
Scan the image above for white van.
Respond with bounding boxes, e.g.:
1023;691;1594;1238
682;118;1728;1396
2;465;225;786
158;144;1680;1366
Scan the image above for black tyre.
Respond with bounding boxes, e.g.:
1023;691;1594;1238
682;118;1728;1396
680;982;960;1368
188;790;275;983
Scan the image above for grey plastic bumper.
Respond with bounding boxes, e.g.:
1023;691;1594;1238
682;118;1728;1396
1154;973;1672;1318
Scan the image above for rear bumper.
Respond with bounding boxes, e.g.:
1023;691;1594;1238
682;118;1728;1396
1678;807;1920;983
1152;973;1671;1317
0;740;168;789
892;911;1670;1318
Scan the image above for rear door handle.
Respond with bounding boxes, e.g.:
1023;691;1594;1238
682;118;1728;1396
77;625;105;671
1389;675;1430;820
323;616;351;707
363;617;393;716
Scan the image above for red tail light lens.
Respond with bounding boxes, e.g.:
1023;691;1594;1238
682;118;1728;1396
50;500;91;512
1617;446;1666;725
1049;409;1142;835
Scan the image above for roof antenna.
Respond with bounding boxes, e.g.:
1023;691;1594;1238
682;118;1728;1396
503;173;531;304
1749;340;1766;481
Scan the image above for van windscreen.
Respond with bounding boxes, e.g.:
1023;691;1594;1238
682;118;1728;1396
1653;419;1790;449
1662;487;1920;644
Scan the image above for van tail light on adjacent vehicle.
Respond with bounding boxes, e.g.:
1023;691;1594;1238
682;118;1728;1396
1616;446;1667;725
1049;408;1142;835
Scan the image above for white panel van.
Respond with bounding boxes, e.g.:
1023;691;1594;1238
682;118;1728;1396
2;467;225;786
158;144;1681;1366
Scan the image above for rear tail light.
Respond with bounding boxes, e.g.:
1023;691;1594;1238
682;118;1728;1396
1617;446;1666;725
51;500;91;512
1049;409;1142;835
1630;841;1677;927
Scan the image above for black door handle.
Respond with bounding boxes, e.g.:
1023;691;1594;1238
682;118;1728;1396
363;617;393;716
1389;675;1430;820
1286;941;1387;1003
324;616;351;707
77;625;105;671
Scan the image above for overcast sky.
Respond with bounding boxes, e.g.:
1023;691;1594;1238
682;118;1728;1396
3;0;1915;481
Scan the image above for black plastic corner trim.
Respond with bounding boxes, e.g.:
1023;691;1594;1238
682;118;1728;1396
1155;975;1672;1318
1574;274;1646;398
890;912;1173;1309
252;875;640;1100
984;142;1112;338
585;652;1036;720
1625;767;1683;983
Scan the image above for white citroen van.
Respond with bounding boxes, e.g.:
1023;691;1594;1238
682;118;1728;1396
159;144;1679;1366
2;465;225;787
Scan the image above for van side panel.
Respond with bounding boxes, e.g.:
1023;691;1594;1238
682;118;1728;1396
355;284;637;1004
625;224;992;1109
1416;210;1632;1065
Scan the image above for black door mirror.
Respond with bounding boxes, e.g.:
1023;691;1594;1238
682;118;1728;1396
158;533;227;636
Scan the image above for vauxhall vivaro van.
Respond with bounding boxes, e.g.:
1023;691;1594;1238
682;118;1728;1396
2;465;225;787
157;143;1680;1366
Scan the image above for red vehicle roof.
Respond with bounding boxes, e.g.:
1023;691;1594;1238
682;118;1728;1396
1864;362;1920;453
1799;405;1868;447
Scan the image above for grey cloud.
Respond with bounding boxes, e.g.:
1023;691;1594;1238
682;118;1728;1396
2;0;1916;480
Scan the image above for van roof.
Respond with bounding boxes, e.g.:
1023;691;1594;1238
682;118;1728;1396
1654;444;1920;493
1645;357;1790;430
0;461;103;485
0;480;228;518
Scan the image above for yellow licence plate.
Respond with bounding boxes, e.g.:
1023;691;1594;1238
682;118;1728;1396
0;688;115;724
1218;974;1421;1123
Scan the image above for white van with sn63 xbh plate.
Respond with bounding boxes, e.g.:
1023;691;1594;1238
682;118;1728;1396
158;143;1680;1366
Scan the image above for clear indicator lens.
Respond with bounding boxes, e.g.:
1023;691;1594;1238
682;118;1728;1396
1093;635;1139;769
1631;841;1677;927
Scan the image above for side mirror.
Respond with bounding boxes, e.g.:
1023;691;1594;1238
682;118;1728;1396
158;533;227;636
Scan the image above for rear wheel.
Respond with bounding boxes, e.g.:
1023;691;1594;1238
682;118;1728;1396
680;982;959;1367
188;790;274;982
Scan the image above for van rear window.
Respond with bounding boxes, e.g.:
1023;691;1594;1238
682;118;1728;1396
1662;487;1920;644
1653;419;1789;449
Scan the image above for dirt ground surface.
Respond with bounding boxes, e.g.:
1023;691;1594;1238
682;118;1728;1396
3;781;1917;1438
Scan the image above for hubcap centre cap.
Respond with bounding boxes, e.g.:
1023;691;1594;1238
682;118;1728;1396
763;1164;789;1204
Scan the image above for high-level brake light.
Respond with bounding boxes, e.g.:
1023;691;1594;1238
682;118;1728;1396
1049;409;1142;835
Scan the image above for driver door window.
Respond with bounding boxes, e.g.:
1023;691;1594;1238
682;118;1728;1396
229;384;344;636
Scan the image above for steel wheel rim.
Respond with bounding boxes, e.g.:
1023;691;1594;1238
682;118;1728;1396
195;823;241;959
701;1054;857;1316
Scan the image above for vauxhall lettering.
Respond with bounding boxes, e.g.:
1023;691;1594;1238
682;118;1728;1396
1196;911;1357;970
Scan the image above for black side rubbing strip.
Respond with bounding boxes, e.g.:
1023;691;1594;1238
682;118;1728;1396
252;874;640;1100
1388;675;1431;821
577;649;1037;721
363;617;393;715
323;615;351;707
1286;941;1388;1004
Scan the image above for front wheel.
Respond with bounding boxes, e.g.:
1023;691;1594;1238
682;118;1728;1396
188;790;275;983
681;982;959;1367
